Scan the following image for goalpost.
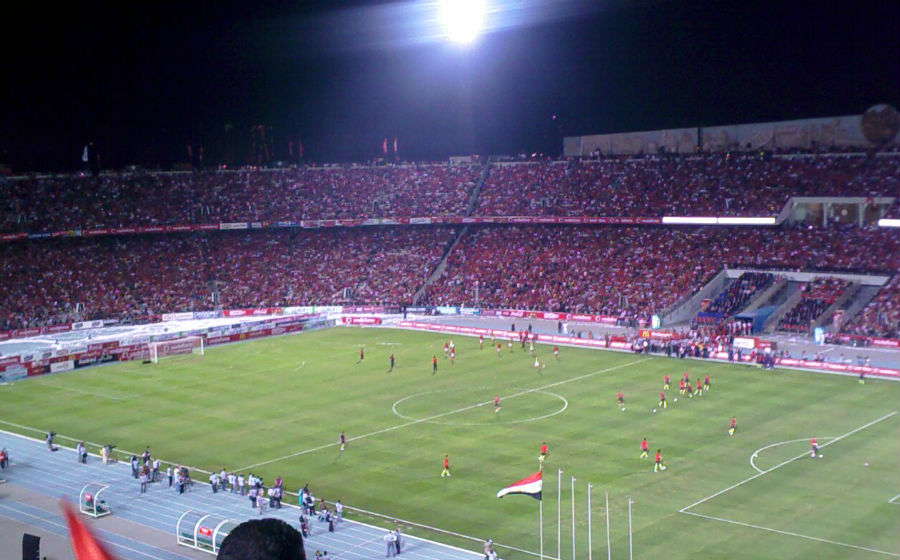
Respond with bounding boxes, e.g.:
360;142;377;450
149;336;205;364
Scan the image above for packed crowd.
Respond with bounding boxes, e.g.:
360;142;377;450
777;278;851;332
0;165;481;232
2;153;897;234
695;272;774;324
475;154;899;217
843;275;900;338
1;225;897;332
423;226;900;322
0;228;454;330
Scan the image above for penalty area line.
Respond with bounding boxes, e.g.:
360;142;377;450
681;410;898;513
890;494;900;505
235;357;651;472
681;511;900;558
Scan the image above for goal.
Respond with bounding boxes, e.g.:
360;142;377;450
149;336;205;363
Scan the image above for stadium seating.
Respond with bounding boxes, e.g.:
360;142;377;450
1;153;897;233
842;275;900;338
0;228;454;330
777;278;851;332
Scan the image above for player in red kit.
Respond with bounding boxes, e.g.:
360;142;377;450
441;454;451;477
696;378;703;396
810;438;820;458
728;417;736;436
494;396;501;413
496;342;502;357
539;442;549;468
432;355;438;375
663;374;670;391
679;379;686;395
553;346;559;360
478;334;484;349
443;342;449;357
617;392;625;410
640;438;649;459
357;347;364;363
703;375;711;392
658;391;667;409
654;449;666;472
449;348;455;364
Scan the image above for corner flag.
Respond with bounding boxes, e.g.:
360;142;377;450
497;470;542;500
62;501;118;560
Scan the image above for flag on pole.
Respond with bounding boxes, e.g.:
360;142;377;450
62;501;118;560
497;470;542;500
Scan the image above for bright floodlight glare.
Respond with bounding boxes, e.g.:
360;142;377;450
440;0;485;43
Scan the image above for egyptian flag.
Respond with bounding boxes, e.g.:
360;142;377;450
497;470;542;500
62;502;118;560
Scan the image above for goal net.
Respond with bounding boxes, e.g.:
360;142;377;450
149;336;205;363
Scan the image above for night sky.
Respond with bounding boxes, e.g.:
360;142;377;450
2;0;897;170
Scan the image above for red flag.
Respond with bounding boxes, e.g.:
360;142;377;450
62;502;118;560
382;137;388;155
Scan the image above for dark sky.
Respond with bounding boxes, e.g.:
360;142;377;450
1;0;897;170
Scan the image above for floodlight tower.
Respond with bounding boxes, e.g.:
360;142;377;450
439;0;484;155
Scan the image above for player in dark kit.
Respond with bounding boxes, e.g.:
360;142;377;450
358;347;364;363
704;375;711;392
388;354;395;372
432;355;438;375
339;431;346;451
663;374;670;391
728;417;736;436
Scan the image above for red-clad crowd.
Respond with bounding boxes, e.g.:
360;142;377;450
0;165;481;233
0;228;454;331
475;154;899;217
2;154;897;235
843;275;900;339
423;226;900;323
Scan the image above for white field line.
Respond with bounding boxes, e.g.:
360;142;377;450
889;494;900;505
681;510;900;558
236;357;651;471
681;411;898;513
748;437;835;474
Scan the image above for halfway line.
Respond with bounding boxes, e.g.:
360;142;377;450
236;357;651;471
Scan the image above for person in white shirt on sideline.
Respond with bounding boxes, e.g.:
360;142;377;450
335;500;343;522
384;531;397;557
209;472;219;493
238;473;246;495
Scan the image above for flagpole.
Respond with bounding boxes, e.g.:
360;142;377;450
571;476;576;560
605;491;611;560
628;498;633;560
557;469;562;560
587;483;593;560
540;495;544;560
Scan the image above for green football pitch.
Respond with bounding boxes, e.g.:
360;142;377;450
2;327;898;559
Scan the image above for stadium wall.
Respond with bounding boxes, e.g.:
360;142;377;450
564;113;897;156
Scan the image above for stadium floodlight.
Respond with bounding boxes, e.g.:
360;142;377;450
661;216;717;225
440;0;485;43
716;217;776;225
878;218;900;228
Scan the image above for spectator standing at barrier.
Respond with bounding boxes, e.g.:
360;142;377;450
335;500;343;522
167;465;173;487
0;447;8;469
152;458;160;481
131;455;139;478
384;530;397;557
238;473;246;495
394;527;402;555
249;486;259;509
210;471;219;493
75;442;85;463
228;472;236;492
139;467;149;493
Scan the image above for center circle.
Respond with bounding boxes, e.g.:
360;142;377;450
392;388;568;426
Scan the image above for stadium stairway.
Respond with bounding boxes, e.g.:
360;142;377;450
0;431;480;560
762;281;804;333
739;276;788;315
811;282;860;330
660;268;729;326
